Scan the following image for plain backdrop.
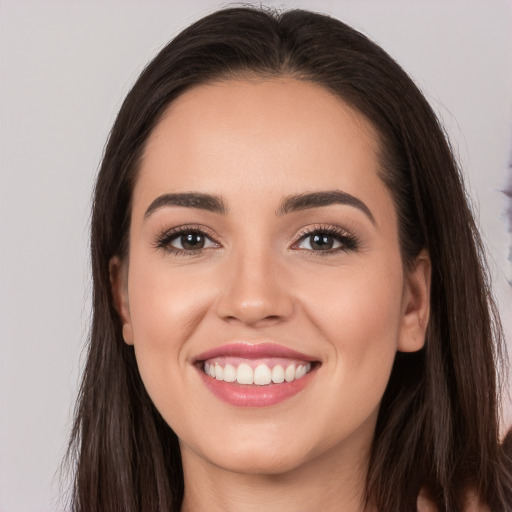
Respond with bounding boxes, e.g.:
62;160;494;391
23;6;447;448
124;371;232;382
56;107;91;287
1;1;511;510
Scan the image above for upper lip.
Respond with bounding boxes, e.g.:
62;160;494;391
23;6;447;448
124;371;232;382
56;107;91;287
195;342;318;362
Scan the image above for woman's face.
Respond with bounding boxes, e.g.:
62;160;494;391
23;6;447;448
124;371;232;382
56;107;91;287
112;78;430;476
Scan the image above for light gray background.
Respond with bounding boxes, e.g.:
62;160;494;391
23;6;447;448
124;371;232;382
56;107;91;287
1;1;511;510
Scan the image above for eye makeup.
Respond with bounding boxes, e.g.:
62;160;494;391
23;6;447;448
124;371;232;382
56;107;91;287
153;224;220;257
291;224;360;255
152;222;360;257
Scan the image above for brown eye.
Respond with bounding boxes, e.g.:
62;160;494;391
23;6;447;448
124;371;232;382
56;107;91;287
297;232;342;251
163;230;218;252
179;232;206;250
295;228;360;253
310;233;335;250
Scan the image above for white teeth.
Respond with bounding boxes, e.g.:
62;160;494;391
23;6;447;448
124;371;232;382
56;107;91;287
285;365;295;382
203;360;314;385
223;363;237;382
271;365;285;384
295;365;306;379
236;363;254;384
254;364;272;385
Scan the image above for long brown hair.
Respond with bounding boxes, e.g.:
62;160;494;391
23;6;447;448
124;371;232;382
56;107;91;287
67;7;512;511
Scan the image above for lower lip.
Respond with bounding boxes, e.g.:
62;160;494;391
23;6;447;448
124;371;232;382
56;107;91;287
196;365;318;407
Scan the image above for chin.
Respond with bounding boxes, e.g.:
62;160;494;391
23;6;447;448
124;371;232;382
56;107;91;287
214;447;309;476
188;430;314;476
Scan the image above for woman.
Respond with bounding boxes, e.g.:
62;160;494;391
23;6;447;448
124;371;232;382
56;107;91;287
67;7;512;511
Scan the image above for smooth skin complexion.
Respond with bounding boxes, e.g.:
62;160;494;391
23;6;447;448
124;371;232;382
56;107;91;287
111;78;431;512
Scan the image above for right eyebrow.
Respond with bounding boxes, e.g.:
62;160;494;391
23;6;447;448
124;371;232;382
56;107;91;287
144;192;227;219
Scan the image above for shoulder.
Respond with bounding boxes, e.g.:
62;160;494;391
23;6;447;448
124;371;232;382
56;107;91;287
459;489;491;512
417;487;490;512
416;490;438;512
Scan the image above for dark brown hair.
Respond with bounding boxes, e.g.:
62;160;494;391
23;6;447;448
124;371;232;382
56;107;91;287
67;7;512;511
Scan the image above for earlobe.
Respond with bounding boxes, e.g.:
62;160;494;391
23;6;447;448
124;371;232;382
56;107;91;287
397;250;431;353
109;256;134;345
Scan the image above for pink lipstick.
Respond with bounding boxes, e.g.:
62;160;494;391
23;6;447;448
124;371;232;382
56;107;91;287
194;343;319;407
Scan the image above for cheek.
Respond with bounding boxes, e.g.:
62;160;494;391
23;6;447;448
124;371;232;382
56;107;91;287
300;254;403;337
128;254;212;344
125;254;215;409
296;258;403;401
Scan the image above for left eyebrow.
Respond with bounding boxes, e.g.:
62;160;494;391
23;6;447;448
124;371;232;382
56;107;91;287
277;190;376;225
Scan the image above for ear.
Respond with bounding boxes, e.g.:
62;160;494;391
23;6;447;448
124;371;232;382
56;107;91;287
109;256;134;345
397;250;431;352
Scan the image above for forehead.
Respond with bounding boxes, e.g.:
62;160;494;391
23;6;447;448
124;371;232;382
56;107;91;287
135;78;388;214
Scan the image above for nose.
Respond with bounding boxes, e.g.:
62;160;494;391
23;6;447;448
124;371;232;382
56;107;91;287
214;247;294;327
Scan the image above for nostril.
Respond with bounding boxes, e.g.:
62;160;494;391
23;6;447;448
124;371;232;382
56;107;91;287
222;312;288;327
215;277;295;325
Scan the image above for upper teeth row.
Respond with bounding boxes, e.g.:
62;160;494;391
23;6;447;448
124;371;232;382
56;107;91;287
204;362;312;385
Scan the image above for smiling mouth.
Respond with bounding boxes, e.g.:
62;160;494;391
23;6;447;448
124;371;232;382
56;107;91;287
193;342;321;407
199;357;316;385
195;359;320;407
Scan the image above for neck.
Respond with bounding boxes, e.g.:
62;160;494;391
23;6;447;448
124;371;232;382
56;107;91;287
179;431;376;512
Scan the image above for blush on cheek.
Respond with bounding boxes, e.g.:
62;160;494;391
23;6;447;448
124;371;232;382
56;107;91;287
129;265;208;346
308;271;402;402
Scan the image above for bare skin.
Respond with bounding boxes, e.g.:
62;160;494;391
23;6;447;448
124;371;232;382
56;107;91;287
111;78;431;511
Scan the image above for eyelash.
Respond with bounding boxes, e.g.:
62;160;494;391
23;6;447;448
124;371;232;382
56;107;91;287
154;224;360;257
153;224;219;257
294;224;360;255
